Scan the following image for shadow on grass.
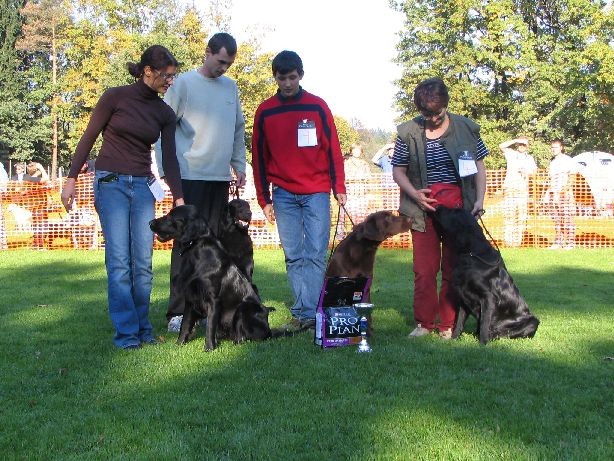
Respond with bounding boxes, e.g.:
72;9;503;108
0;249;612;459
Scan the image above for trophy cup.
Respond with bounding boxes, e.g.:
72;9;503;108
353;302;374;353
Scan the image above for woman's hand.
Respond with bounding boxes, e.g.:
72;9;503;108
61;178;76;211
413;188;437;212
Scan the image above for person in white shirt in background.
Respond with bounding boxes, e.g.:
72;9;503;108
500;136;537;247
0;162;8;249
154;32;247;331
541;139;578;249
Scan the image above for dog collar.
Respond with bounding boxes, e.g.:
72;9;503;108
179;240;196;256
468;251;502;266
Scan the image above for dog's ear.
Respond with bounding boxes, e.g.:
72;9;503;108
220;203;233;231
179;216;211;244
266;306;276;312
355;213;384;241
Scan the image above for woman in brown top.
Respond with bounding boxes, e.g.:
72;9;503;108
61;45;184;350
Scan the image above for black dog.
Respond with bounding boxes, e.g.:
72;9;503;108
218;198;255;285
150;205;273;351
434;206;540;344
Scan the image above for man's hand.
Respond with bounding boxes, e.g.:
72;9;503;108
263;204;275;224
335;193;347;206
235;172;246;189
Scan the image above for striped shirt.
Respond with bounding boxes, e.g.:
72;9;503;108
391;136;488;186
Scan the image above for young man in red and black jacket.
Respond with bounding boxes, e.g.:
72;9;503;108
252;50;346;331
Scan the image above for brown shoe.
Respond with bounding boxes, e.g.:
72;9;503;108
281;318;303;333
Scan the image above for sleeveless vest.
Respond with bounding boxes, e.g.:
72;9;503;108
396;113;481;232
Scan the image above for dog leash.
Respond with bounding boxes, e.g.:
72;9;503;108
328;203;355;262
470;212;502;266
476;212;500;253
229;180;240;200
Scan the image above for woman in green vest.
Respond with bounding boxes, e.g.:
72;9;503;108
391;78;488;340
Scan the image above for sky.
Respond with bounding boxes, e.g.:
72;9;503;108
226;0;405;132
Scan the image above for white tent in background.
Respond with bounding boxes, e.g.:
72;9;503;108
573;151;614;214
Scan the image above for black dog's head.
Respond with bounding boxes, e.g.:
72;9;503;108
232;301;274;342
354;211;412;242
149;205;210;245
433;207;489;253
223;199;252;231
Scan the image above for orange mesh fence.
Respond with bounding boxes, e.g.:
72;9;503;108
1;170;612;250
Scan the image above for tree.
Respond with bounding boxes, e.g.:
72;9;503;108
392;0;613;165
0;0;52;164
333;115;360;155
17;0;72;178
226;39;276;161
0;0;26;160
2;0;285;172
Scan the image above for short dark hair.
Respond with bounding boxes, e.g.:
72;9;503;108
208;32;237;56
551;139;564;150
272;50;304;76
127;45;179;79
413;77;450;112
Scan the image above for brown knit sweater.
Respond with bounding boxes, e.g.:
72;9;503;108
68;79;182;199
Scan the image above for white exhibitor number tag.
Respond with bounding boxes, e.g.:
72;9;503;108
458;151;478;177
147;177;165;201
297;119;317;147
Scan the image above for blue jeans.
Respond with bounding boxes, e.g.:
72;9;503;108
94;171;155;348
272;186;331;320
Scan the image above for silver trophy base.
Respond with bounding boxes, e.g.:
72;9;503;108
357;337;372;353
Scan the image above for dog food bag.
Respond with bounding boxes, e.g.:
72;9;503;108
315;306;362;348
314;276;371;348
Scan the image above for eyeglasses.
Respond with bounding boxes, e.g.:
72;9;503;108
420;107;447;119
156;71;177;81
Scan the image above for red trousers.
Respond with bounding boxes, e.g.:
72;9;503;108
410;214;458;331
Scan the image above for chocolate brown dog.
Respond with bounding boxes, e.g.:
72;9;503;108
326;210;412;280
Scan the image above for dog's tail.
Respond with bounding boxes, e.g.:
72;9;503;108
269;325;312;338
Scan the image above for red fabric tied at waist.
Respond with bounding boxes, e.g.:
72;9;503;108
429;183;463;208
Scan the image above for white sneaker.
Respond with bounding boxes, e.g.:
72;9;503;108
167;315;183;332
408;323;431;338
439;328;453;340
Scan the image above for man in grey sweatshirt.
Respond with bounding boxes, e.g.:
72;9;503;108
155;32;247;330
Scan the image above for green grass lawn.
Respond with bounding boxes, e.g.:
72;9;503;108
1;249;612;460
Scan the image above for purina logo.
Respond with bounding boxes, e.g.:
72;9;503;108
326;310;360;337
